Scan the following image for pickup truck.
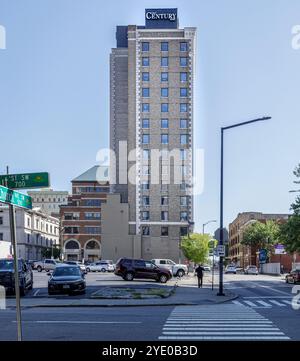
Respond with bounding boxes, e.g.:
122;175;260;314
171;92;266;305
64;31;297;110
0;258;33;296
151;259;188;277
35;259;60;272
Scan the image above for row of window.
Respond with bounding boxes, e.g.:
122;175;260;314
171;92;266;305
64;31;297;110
64;226;101;234
142;118;188;129
142;134;189;145
141;182;188;191
142;57;188;67
75;187;109;194
141;196;189;210
142;103;189;113
142;87;188;97
142;41;188;52
142;72;188;82
142;149;188;160
64;212;101;220
33;197;66;203
142;226;188;237
141;166;188;180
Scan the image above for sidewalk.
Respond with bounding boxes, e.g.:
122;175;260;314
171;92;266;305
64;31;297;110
5;274;237;308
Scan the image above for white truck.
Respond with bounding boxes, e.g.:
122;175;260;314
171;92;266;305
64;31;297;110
35;259;60;272
151;259;188;277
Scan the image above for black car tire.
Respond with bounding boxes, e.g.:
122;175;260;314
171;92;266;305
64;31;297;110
124;272;134;281
37;266;42;272
176;269;185;278
86;268;90;272
45;269;49;273
101;268;106;272
159;274;168;283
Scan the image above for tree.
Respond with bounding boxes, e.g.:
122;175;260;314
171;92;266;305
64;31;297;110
180;233;210;264
41;246;61;259
241;220;280;252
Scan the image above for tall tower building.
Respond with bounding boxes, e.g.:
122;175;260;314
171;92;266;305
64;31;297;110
107;8;196;261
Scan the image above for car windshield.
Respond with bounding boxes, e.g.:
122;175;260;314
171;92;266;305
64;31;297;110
53;267;81;277
0;259;22;270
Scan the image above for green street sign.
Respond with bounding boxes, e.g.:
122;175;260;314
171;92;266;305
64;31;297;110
0;185;32;209
0;172;50;189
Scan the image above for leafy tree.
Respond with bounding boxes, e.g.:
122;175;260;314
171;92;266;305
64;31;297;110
41;246;61;259
180;233;210;264
241;220;280;252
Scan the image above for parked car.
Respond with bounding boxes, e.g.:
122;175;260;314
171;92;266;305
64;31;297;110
0;258;33;296
151;259;188;277
244;265;258;275
48;264;86;295
203;265;211;272
28;260;38;270
114;258;172;283
35;259;60;272
225;265;237;274
64;261;87;274
285;269;300;284
86;260;114;273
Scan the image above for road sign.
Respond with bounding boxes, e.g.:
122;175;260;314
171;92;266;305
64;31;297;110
0;185;32;209
217;245;225;257
259;249;268;264
275;244;286;255
0;172;49;189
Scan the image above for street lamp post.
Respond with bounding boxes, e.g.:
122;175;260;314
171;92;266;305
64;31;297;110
217;116;271;296
202;220;217;235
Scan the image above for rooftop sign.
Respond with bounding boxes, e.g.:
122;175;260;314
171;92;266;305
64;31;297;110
145;8;178;29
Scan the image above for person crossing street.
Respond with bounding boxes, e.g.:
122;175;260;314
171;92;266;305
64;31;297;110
195;264;205;288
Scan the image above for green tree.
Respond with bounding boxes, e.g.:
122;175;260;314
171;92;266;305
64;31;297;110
41;246;61;259
241;220;280;252
180;233;210;264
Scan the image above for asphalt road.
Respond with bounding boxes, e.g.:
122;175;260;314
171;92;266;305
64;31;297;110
0;272;299;341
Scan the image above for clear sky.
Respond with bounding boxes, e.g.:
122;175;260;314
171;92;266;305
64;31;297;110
0;0;300;235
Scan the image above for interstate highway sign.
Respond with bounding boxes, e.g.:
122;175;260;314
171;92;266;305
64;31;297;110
0;185;32;209
0;172;49;189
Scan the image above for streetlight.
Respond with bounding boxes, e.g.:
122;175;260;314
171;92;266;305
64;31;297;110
217;116;271;296
202;220;217;235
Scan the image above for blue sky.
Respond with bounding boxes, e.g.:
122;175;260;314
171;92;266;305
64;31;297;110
0;0;300;234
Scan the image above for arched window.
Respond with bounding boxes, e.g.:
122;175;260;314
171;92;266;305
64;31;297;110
85;240;100;249
65;240;80;249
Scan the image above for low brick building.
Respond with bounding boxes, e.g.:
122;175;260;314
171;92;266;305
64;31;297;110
60;166;109;262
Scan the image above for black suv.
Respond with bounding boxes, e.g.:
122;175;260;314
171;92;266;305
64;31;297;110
0;258;33;296
114;258;172;283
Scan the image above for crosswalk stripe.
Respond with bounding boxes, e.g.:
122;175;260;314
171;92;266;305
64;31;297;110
256;300;272;307
268;300;286;306
159;336;290;340
244;300;258;307
282;300;291;305
232;300;244;306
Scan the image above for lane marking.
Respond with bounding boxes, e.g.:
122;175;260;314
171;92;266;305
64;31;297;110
33;290;40;297
256;300;272;307
159;336;290;340
163;328;279;331
244;301;258;307
269;300;286;307
162;331;285;335
13;321;142;324
243;296;292;299
232;300;244;306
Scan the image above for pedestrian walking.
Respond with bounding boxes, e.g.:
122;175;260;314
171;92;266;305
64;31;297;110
195;264;205;288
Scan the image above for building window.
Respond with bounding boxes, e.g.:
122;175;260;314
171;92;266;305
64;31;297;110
142;118;150;129
141;181;150;190
161;72;168;82
161;88;168;97
161;196;168;205
161;119;169;129
142;72;149;81
142;42;149;51
83;199;102;207
142;211;149;221
0;233;3;241
180;42;188;52
180;72;188;82
180;227;188;236
142;196;150;206
180;57;188;66
85;227;101;234
85;212;101;220
180;149;187;160
161;226;169;236
142;103;150;112
180;196;188;206
161;211;168;221
161;183;168;192
180;103;188;112
142;226;150;235
161;134;169;144
142;134;150;144
180;182;187;191
161;42;168;51
64;227;79;234
180;211;188;221
180;119;188;128
161;103;168;112
142;57;149;66
180;88;188;97
161;57;168;67
142;88;150;97
143;149;150;160
180;134;188;145
64;213;79;220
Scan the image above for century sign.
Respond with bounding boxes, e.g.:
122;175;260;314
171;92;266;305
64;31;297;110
145;10;177;21
145;9;178;29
